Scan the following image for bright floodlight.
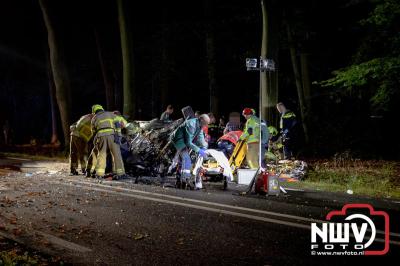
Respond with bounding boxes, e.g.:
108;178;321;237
260;59;275;71
246;58;258;69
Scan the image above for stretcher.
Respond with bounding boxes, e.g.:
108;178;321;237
228;140;247;176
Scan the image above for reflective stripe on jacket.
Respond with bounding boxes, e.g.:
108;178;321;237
239;115;269;144
91;111;116;137
76;114;93;142
279;111;297;132
114;115;127;135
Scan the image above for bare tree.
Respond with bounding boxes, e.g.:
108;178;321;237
286;22;309;143
39;0;72;147
94;28;115;111
47;53;59;145
204;0;218;115
300;53;311;112
117;0;136;119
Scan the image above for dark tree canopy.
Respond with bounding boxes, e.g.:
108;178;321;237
0;0;398;158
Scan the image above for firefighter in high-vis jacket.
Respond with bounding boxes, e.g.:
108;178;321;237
69;124;84;175
276;102;297;159
91;104;125;179
113;110;127;144
69;113;94;175
239;108;269;169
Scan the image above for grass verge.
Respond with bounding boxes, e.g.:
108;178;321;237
0;152;67;162
283;159;400;199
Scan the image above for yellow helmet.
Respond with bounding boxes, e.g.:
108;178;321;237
92;104;104;114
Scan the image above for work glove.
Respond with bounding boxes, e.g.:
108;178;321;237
198;149;208;158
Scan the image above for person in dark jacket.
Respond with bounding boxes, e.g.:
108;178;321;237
276;102;297;159
160;105;174;122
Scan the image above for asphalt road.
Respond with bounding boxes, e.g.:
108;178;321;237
0;156;399;265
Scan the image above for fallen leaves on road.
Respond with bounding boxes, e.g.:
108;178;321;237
12;228;23;236
133;233;144;240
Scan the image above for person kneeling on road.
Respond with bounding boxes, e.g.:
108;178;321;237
170;114;210;189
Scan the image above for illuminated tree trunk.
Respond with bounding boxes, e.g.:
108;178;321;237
117;0;136;119
47;54;59;145
40;0;71;147
260;0;279;126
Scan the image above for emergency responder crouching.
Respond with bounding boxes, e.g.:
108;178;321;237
170;114;210;189
239;108;269;169
91;104;126;179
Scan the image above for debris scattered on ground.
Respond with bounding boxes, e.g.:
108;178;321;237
268;160;308;182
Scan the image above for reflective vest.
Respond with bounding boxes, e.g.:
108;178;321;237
239;115;268;144
75;114;93;142
268;126;278;137
91;111;117;137
280;111;297;131
114;115;127;135
218;131;243;145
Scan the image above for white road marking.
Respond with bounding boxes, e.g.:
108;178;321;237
64;179;324;223
63;178;400;239
51;180;400;246
55;180;311;230
5;157;31;161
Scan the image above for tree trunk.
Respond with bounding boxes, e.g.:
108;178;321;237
286;23;309;143
39;0;71;147
300;53;311;111
159;8;169;115
94;28;115;111
47;54;59;145
260;0;279;126
204;0;218;115
117;0;136;119
205;30;218;115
